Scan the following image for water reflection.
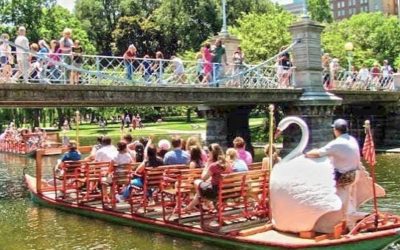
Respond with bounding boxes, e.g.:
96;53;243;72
0;153;399;249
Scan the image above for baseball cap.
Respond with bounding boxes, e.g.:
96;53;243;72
331;119;348;132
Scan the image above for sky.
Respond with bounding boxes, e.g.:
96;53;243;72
57;0;75;12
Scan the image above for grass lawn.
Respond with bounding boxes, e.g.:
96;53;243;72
64;117;265;146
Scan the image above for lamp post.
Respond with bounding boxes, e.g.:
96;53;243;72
220;0;229;36
344;42;354;73
75;110;80;147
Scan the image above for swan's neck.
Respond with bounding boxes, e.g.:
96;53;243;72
281;121;309;163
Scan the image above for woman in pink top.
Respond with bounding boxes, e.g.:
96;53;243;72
202;42;213;85
233;136;253;165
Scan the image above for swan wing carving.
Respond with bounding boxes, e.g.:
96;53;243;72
271;116;342;232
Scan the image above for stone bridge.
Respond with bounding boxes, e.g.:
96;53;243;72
2;16;400;152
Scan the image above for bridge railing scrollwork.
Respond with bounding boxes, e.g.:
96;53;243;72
0;38;298;89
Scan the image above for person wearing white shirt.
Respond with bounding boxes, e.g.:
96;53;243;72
13;26;30;83
95;136;118;162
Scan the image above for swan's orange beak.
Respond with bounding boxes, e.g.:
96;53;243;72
274;129;282;140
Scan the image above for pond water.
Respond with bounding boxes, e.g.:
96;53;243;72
0;153;399;249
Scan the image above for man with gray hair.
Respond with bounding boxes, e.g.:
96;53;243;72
13;26;30;83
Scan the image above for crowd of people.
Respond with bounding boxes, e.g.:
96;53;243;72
0;26;83;85
322;54;395;90
56;135;279;206
0;122;49;153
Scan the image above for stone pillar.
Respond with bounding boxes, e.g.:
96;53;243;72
282;17;342;154
200;105;254;152
384;104;400;147
201;106;230;148
226;106;254;156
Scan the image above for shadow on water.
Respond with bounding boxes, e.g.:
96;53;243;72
0;152;399;249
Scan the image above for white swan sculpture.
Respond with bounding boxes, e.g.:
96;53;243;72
270;116;386;233
270;116;342;232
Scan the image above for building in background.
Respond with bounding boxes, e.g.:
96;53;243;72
278;0;398;20
331;0;397;20
281;0;306;16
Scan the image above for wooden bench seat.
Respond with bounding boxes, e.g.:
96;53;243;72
53;160;87;201
161;168;202;222
101;163;134;210
129;164;187;215
200;169;269;232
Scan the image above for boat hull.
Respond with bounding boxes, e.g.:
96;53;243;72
25;175;400;250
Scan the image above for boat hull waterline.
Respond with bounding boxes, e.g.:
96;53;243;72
25;175;400;250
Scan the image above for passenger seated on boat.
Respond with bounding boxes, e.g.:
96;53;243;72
157;139;171;159
226;148;248;172
122;134;137;161
261;144;281;170
184;143;232;212
233;137;253;165
121;143;163;200
54;142;81;177
103;141;133;183
84;135;103;161
95;136;117;162
102;141;133;202
188;145;205;169
163;136;190;165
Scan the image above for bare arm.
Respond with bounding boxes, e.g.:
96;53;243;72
305;149;321;158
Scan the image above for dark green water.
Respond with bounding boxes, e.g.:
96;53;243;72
0;153;399;250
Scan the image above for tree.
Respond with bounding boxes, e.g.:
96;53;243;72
0;0;57;41
230;11;294;63
307;0;333;23
322;13;400;68
40;6;96;53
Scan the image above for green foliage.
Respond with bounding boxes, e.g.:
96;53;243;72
40;6;96;53
322;13;400;68
307;0;333;23
230;11;294;63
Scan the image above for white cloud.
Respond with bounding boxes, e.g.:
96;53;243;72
57;0;75;11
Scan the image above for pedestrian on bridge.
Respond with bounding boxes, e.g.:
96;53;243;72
13;26;30;83
123;44;137;82
211;38;227;86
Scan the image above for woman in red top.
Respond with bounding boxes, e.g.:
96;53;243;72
184;143;232;212
123;44;137;81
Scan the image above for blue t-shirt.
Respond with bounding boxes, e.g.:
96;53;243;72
163;149;190;165
61;150;81;162
232;159;248;172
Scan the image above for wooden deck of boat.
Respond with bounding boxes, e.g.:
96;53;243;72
40;190;322;245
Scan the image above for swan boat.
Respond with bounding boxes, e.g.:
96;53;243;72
25;118;400;249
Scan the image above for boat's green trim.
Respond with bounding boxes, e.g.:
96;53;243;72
30;193;400;250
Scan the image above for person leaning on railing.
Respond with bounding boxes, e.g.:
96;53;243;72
123;44;137;82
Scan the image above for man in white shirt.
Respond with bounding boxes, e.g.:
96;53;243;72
95;136;118;162
306;119;362;232
13;26;30;83
306;118;360;180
